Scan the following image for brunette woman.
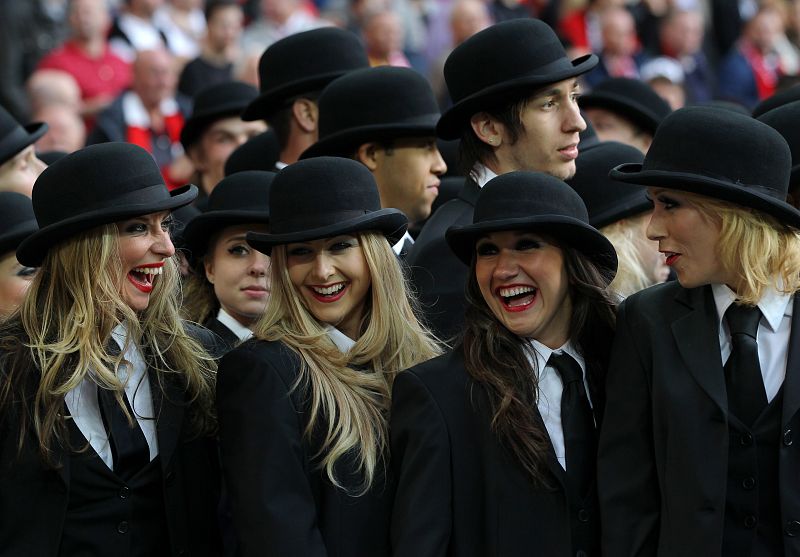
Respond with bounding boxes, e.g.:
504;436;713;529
390;171;618;557
0;192;38;317
216;157;440;557
0;143;221;556
599;106;800;556
182;170;274;351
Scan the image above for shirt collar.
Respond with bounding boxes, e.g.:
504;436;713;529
325;325;356;353
275;161;289;170
470;163;498;188
527;337;586;374
392;231;414;255
217;308;254;342
711;282;793;333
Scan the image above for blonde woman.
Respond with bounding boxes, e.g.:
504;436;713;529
0;143;221;556
599;107;800;555
216;157;440;557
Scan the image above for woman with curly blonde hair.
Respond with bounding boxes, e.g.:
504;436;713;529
216;157;440;557
0;143;221;556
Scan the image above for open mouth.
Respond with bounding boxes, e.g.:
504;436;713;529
663;252;681;266
127;264;163;294
309;282;348;303
497;285;537;312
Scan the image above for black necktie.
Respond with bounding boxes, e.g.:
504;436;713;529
724;304;768;426
549;352;596;498
97;386;150;481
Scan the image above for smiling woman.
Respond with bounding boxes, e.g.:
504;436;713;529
0;143;223;556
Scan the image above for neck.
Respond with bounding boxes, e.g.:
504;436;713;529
75;35;105;57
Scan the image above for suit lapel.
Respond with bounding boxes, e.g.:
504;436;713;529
458;178;480;207
671;286;728;414
782;295;800;426
151;366;184;472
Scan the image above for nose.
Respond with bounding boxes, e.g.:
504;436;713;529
431;147;447;176
311;252;334;281
646;209;665;241
154;228;176;258
493;248;519;281
564;100;586;134
249;252;269;277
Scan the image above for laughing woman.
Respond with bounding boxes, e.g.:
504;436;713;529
390;171;618;557
216;157;440;557
598;107;800;556
0;143;221;556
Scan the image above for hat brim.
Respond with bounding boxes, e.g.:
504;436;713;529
247;209;408;255
0;122;48;165
436;54;598;140
17;185;198;266
578;93;660;135
241;72;345;121
445;214;618;275
610;163;800;229
0;221;38;258
300;118;440;159
180;103;252;149
183;210;271;258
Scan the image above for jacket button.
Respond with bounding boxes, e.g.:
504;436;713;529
786;520;800;537
784;429;793;446
119;486;130;499
577;509;590;523
744;515;758;529
742;477;756;490
740;433;753;446
165;470;175;486
117;521;129;534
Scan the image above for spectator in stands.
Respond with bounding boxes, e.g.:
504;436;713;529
584;6;648;88
25;70;82;116
640;56;686;110
240;0;329;57
109;0;170;63
559;0;625;55
656;8;714;104
154;0;206;62
32;104;87;154
362;9;411;67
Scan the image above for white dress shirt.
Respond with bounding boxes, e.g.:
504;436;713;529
712;283;793;402
217;308;254;343
392;231;414;256
525;339;590;471
470;163;498;189
325;325;356;353
64;323;159;470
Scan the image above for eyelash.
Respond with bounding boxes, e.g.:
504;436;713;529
16;266;36;278
228;245;249;256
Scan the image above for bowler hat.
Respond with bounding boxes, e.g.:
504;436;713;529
247;157;407;255
567;141;648;228
446;171;617;275
610;106;800;228
17;143;197;266
301;67;441;159
183;170;275;258
224;130;281;175
579;77;672;136
752;85;800;118
437;19;598;140
180;81;260;150
0;192;38;257
241;28;369;121
0;105;47;166
757;100;800;188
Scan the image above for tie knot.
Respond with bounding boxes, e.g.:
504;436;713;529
725;303;762;339
549;352;583;386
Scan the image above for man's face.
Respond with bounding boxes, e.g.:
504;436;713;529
191;116;267;192
369;137;447;223
583;106;652;152
206;5;243;52
492;78;586;180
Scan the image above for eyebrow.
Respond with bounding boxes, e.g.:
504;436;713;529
531;80;580;100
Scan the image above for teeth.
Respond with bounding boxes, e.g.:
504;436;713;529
312;284;345;295
499;286;536;298
132;266;163;276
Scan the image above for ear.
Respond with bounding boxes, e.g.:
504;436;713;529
469;112;503;147
203;256;215;285
354;142;380;171
292;98;319;133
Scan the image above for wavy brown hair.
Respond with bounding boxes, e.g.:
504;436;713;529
460;243;617;486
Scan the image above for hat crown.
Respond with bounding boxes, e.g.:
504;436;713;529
444;19;573;104
317;66;440;139
207;171;274;213
268;157;383;236
193;81;258;114
0;191;37;232
644;106;790;199
474;171;590;225
757;100;800;166
31;143;171;229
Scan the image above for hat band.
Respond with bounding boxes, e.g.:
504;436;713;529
0;126;30;158
271;209;372;234
645;166;785;199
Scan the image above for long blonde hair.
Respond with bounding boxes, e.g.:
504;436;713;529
0;224;216;465
254;231;440;493
601;213;661;298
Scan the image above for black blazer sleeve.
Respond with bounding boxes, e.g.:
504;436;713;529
390;369;453;557
597;298;661;556
216;342;328;557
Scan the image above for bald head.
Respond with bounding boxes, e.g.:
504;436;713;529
450;0;491;45
133;49;177;108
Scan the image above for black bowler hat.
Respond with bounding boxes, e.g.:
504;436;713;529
610;106;800;228
184;170;275;258
0;192;38;256
752;85;800;118
757;101;800;188
0;105;48;166
247;157;407;255
224;129;281;175
446;171;618;275
241;28;369;121
17;143;197;266
180;81;259;150
579;77;672;136
436;19;598;140
301;66;440;159
567;141;648;228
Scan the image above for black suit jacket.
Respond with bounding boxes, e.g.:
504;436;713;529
406;179;480;340
216;339;394;557
390;349;600;557
0;324;222;557
204;317;240;355
598;282;800;556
